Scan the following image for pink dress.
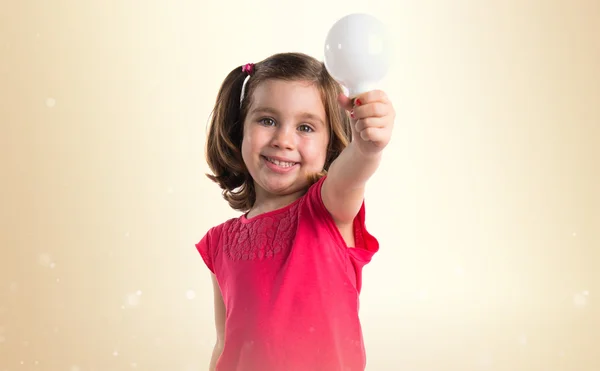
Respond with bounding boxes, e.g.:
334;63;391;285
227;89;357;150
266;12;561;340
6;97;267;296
195;175;379;371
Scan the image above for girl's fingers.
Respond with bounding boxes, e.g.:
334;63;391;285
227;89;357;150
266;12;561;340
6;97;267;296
354;116;388;132
352;101;392;120
354;90;390;107
358;127;389;143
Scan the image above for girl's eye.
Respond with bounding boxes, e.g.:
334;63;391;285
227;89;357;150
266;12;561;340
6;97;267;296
298;124;314;133
259;118;275;126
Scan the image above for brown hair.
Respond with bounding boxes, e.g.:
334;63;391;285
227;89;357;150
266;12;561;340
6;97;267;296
205;52;352;212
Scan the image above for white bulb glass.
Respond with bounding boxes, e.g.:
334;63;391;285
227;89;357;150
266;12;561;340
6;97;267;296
323;13;392;98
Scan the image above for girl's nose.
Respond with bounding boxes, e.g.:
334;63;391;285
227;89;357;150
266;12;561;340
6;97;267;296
271;125;295;150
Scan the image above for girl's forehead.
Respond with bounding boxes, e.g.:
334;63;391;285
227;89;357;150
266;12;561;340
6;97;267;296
250;79;326;114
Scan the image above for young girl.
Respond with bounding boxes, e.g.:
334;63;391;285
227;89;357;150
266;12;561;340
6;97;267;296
196;52;395;371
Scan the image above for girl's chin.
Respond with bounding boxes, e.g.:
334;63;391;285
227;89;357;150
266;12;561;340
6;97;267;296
255;175;311;195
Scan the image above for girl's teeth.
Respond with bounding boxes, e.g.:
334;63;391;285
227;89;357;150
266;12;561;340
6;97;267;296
267;157;295;167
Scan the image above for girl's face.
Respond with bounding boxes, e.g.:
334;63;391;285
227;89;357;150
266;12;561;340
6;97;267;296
241;79;330;206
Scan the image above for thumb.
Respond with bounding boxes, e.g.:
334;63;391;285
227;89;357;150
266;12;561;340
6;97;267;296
337;93;360;140
337;93;354;112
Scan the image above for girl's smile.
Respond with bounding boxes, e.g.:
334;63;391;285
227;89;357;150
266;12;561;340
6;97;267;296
261;155;299;172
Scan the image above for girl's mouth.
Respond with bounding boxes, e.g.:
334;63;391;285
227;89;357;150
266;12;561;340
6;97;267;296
261;156;299;173
263;156;297;168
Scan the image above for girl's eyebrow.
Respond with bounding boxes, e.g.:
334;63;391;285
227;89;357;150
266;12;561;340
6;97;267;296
250;106;325;126
249;106;279;116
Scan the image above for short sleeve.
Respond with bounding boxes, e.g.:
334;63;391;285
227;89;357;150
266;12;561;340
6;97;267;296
195;227;215;274
304;175;380;261
348;198;380;262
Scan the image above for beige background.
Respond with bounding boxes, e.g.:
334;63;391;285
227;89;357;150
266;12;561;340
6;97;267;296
1;0;599;370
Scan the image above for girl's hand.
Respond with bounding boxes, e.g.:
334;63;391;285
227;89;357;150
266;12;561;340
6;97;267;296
338;90;396;156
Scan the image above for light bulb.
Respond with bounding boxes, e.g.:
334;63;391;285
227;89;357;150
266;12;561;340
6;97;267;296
323;13;392;98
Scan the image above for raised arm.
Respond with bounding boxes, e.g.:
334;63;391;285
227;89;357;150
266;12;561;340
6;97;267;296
321;90;395;226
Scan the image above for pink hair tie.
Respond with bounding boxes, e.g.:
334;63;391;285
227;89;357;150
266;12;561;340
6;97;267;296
242;63;254;75
240;63;254;107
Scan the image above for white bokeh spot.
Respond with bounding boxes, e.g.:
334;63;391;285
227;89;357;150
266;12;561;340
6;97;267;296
454;265;465;276
518;334;528;346
476;351;493;369
38;253;54;268
125;291;142;308
573;290;589;308
9;282;18;292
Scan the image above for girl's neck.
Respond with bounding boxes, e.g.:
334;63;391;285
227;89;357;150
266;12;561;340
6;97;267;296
246;189;306;219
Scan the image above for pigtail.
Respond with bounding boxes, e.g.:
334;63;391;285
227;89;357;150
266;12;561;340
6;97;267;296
205;65;255;211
